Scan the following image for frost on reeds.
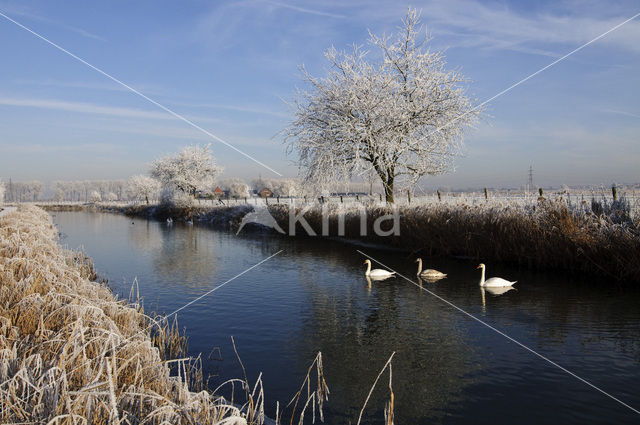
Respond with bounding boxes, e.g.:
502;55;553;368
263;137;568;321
0;206;325;424
269;197;640;283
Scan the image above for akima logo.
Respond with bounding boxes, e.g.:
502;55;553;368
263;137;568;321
236;207;286;235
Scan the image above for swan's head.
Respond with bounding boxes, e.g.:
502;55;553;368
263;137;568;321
414;258;421;263
363;259;371;265
477;263;485;270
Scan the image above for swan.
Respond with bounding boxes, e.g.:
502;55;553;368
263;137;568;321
363;259;396;279
484;286;515;296
415;258;447;280
477;263;516;288
166;218;173;225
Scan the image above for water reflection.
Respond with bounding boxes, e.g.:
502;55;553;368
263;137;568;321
51;212;640;425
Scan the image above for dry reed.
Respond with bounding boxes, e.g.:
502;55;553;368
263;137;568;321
0;205;326;424
269;197;640;283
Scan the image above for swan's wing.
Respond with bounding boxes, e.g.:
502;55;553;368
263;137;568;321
370;269;395;277
483;277;516;287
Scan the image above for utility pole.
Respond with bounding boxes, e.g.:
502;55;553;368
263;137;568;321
527;164;534;194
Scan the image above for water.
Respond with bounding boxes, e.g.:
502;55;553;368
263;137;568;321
51;211;640;424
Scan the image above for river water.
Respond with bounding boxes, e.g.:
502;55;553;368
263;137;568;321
51;211;640;424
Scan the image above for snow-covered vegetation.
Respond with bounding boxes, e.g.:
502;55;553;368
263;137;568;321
127;174;161;205
150;144;221;202
269;192;640;283
285;8;480;203
2;180;43;202
0;205;329;423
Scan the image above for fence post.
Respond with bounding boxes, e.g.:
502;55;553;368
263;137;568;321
407;190;411;204
484;188;488;201
612;185;618;201
437;190;441;201
340;195;343;203
538;188;543;197
356;194;360;202
277;196;280;204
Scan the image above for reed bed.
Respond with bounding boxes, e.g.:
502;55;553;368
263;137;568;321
269;196;640;283
0;205;326;424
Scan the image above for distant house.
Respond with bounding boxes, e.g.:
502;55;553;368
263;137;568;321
213;186;225;198
259;188;273;198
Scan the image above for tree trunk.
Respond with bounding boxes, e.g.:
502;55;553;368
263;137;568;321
384;181;394;203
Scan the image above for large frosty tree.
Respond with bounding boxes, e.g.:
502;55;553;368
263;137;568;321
150;144;221;198
285;9;480;202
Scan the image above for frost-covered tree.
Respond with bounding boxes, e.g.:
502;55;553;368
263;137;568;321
104;192;118;202
88;190;102;203
271;179;299;197
150;145;222;199
223;179;250;199
127;175;161;205
11;181;43;202
285;9;480;203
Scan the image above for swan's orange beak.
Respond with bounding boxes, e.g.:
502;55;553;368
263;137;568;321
476;265;481;269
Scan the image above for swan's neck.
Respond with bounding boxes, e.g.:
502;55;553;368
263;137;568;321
416;259;423;275
479;267;485;286
366;261;371;275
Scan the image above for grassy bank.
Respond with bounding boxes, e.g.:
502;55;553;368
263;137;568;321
0;205;329;424
38;196;640;284
122;203;253;230
268;197;640;284
39;202;254;231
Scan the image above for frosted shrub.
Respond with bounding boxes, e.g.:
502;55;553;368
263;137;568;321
88;190;102;203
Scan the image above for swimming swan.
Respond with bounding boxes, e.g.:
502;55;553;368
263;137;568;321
477;263;516;288
363;259;396;278
415;258;447;279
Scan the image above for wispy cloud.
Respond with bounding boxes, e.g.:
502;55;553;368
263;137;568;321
344;0;640;55
0;3;106;41
260;0;346;19
12;78;163;95
167;100;290;119
0;97;222;124
0;142;118;154
601;108;640;120
0;97;175;120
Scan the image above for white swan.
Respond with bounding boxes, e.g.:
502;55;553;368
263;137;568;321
415;258;447;280
363;259;396;279
484;286;515;296
477;263;516;288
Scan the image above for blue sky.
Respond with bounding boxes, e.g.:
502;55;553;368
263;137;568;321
0;0;639;189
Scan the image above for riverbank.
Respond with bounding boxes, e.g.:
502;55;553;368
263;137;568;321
39;196;640;284
267;198;640;284
41;202;253;231
0;205;265;423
